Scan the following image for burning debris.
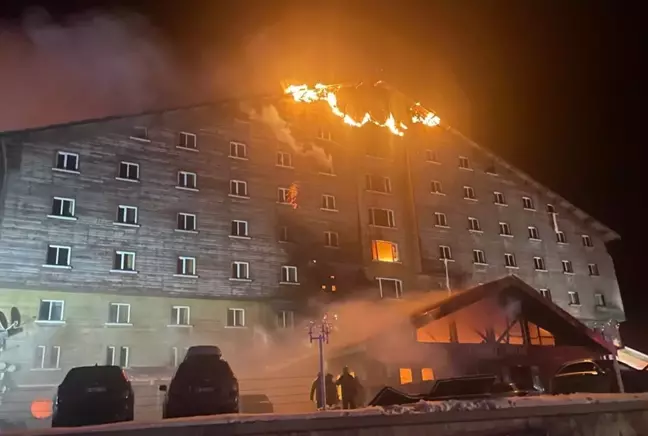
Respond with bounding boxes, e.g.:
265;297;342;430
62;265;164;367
284;82;441;136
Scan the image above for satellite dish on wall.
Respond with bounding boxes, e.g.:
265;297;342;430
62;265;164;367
0;312;7;330
10;307;20;327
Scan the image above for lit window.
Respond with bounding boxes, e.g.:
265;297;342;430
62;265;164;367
399;368;413;384
171;306;190;326
499;222;512;236
177;171;197;190
533;257;546;271
38;300;64;322
232;261;250;280
539;289;552;300
365;174;392;193
321;194;337;211
582;234;593;247
494;191;506;205
176;256;196;276
45;245;71;267
177;213;197;231
34;345;61;370
421;368;435;381
505;253;517;268
277;310;294;328
556;231;567;244
369;208;396;228
281;265;298;283
426;150;439;163
118;161;139;181
562;260;574;274
231;220;249;238
439;245;452;260
178;132;197;149
229;180;248;197
522;197;535;210
473;249;486;264
434;212;448;227
117;205;138;225
54;151;79;172
431;180;443;194
468;217;481;232
463;186;476;200
458;156;471;169
277;151;293;167
108;303;131;324
595;293;606;307
324;231;339;248
113;251;136;272
568;291;580;306
229;141;247;159
528;226;540;240
377;278;403;299
227;308;245;327
588;263;600;276
131;126;149;141
371;240;400;263
50;197;75;218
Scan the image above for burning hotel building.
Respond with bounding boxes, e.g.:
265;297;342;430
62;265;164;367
0;83;624;420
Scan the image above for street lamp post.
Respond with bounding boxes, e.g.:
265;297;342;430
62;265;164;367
308;313;335;410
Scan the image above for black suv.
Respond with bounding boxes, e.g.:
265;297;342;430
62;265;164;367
160;350;239;418
52;365;134;427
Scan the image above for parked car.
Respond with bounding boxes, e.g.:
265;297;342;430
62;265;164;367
160;347;239;418
551;358;648;394
51;365;134;427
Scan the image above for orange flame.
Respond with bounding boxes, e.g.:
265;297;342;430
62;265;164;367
284;83;441;136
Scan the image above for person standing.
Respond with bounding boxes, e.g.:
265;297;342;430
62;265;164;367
310;372;339;410
335;366;359;409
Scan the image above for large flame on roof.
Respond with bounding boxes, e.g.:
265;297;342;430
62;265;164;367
284;83;441;137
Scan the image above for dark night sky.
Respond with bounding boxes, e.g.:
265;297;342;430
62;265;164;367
2;2;645;346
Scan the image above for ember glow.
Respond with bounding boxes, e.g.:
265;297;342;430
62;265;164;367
284;83;441;136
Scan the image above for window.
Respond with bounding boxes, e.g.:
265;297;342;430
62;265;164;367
178;132;197;149
473;249;486;265
50;197;75;218
231;261;250;280
113;251;136;272
34;346;60;370
493;191;506;205
434;212;448;227
177;171;197;190
277;310;294;328
528;226;540;240
55;151;79;172
371;240;400;263
321;194;337;211
458;156;471;169
106;346;129;368
320;160;335;175
485;163;497;175
177;213;197;231
533;257;547;271
595;293;606;307
108;303;131;324
426;149;439;163
171;306;190;326
278;226;289;242
317;128;333;141
277;187;290;204
229;141;247;158
365;175;392;193
38;300;64;322
439;245;452;260
421;368;435;381
281;265;298;283
562;260;574;274
170;347;180;367
546;204;556;213
588;263;600;276
468;217;481;232
499;222;512;236
369;208;396;228
378;278;403;299
324;231;339;248
231;220;249;238
176;256;196;276
582;234;593;247
229;180;248;197
118;161;139;181
399;368;413;384
227;308;245;327
568;291;580;306
430;180;443;194
131;126;149;141
276;151;293;167
463;186;476;200
45;245;71;267
522;197;535;210
505;253;517;268
117;205;138;225
556;231;567;244
539;289;552;300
